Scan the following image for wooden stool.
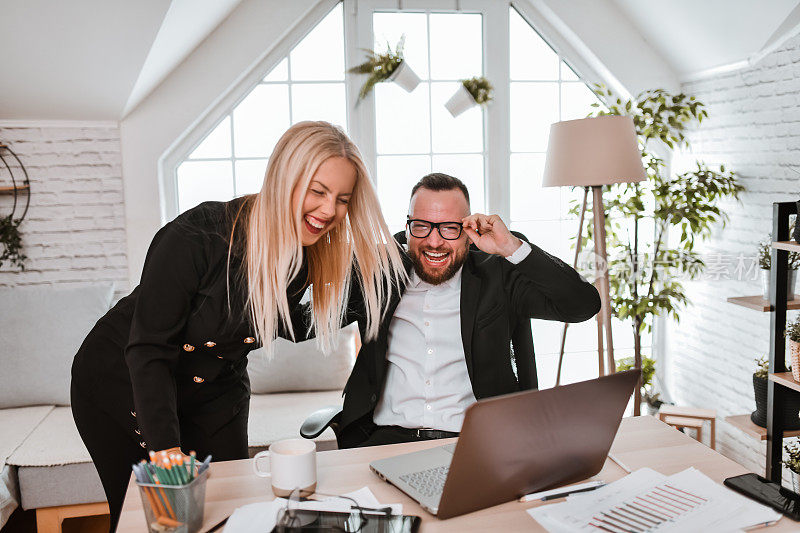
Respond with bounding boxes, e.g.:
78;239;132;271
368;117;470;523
36;501;109;533
658;405;717;450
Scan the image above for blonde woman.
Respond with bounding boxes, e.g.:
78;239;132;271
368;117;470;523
70;121;405;531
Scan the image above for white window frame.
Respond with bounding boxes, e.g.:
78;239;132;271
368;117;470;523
160;0;619;226
347;0;510;220
157;0;661;381
159;0;340;223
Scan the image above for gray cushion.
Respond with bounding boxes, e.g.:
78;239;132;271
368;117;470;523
17;462;104;509
247;322;358;393
0;284;114;407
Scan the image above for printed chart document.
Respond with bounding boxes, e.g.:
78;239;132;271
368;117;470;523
528;467;780;532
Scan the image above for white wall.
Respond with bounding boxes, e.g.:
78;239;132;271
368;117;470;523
0;122;128;293
520;0;679;96
120;0;327;287
667;34;800;474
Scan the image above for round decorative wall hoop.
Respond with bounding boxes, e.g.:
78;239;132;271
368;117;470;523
0;141;31;270
0;142;31;223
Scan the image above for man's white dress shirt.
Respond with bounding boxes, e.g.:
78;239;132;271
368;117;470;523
373;241;531;432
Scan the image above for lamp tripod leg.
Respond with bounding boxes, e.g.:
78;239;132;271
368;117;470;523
556;187;589;385
592;186;615;376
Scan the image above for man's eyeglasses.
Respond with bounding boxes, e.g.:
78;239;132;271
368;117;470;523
407;218;463;240
275;487;393;532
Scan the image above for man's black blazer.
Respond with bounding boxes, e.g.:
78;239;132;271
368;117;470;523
336;232;601;448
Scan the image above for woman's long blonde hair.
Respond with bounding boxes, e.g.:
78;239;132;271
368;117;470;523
236;121;406;352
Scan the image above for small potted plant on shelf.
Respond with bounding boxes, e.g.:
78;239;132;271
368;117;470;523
0;214;26;270
616;355;663;414
751;355;800;429
349;35;420;100
788;316;800;382
785;441;800;493
444;76;494;117
758;235;800;300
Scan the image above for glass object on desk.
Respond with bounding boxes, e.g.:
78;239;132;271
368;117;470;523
274;488;421;532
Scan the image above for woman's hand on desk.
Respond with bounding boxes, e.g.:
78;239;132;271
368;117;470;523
151;447;193;471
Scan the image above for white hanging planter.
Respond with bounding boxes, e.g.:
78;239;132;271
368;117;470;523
445;84;477;117
389;61;421;92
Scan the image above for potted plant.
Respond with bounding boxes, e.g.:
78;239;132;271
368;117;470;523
444;76;494;117
758;236;800;300
785;442;800;493
0;214;26;270
751;355;800;429
616;355;663;414
575;87;745;415
788;316;800;382
349;35;420;100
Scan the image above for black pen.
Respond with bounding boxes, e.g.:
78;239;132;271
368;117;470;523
519;480;606;502
542;482;607;501
206;515;229;532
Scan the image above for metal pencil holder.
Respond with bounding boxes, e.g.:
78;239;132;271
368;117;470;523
136;467;209;533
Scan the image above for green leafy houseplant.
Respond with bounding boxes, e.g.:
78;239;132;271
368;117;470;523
785;442;800;476
617;355;662;410
349;36;406;101
575;87;745;414
787;316;800;344
0;214;25;270
752;355;800;429
461;76;493;105
755;356;769;379
758;238;800;270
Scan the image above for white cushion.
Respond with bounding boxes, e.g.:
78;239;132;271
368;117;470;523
247;391;342;447
247;322;358;393
6;407;91;467
0;284;114;408
0;406;54;472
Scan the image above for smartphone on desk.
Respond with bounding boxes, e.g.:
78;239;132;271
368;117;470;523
724;472;800;521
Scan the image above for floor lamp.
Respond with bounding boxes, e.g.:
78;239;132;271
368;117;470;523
542;116;645;391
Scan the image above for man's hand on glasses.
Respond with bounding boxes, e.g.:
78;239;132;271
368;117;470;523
461;213;522;258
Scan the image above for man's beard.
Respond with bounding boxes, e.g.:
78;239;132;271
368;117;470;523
409;242;469;285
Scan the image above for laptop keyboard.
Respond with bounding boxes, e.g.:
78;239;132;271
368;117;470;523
400;465;450;498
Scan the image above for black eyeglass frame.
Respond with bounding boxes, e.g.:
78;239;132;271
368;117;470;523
406;217;464;240
275;487;393;532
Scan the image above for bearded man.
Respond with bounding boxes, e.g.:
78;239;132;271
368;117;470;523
331;173;601;447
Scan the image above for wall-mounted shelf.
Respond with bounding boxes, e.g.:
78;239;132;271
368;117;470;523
773;241;800;253
0;184;30;194
769;372;800;394
727;295;800;312
725;414;800;440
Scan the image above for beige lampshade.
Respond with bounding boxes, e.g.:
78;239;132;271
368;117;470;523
542;115;645;187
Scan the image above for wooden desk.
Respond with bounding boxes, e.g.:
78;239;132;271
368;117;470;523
118;416;795;532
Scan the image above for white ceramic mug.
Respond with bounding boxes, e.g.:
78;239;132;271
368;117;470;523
253;438;317;497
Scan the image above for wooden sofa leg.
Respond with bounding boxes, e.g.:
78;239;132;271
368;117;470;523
36;502;109;533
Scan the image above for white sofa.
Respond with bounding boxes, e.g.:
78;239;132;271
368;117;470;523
0;284;355;532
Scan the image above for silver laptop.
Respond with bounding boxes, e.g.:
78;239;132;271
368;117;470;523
369;369;640;519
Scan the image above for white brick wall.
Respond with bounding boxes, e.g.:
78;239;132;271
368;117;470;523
670;34;800;476
0;123;128;294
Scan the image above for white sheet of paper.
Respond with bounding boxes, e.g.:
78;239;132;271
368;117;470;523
527;468;781;532
223;501;283;533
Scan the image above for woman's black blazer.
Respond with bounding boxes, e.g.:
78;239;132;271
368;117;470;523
71;198;307;451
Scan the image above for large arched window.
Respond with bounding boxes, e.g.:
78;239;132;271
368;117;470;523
505;7;636;389
169;0;646;388
174;3;346;214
